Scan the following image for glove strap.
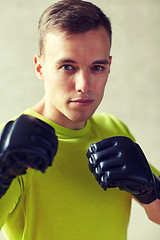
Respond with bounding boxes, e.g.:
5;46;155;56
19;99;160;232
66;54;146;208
153;174;160;200
133;190;157;204
133;174;160;204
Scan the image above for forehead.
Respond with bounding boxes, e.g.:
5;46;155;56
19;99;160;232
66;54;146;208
43;26;111;62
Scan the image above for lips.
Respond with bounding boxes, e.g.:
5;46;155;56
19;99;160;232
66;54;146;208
70;98;94;106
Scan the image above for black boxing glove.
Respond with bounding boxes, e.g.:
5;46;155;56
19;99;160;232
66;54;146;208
0;114;58;198
86;136;160;204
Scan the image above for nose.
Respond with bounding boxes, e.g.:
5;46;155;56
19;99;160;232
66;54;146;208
75;70;91;94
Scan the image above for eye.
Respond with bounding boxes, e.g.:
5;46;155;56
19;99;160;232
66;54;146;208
91;65;105;72
61;64;75;71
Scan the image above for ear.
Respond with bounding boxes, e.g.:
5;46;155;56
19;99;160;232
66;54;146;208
34;55;44;80
108;56;112;74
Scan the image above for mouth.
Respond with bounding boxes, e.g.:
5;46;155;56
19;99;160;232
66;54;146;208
69;98;94;107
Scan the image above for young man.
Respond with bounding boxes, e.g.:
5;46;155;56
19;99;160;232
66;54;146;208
0;0;160;239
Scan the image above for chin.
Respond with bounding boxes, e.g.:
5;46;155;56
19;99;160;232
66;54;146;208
70;111;95;123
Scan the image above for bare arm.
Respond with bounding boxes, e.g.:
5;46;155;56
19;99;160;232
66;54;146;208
143;198;160;225
132;176;160;224
141;176;160;224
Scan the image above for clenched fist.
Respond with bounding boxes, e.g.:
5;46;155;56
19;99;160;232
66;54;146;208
0;114;58;198
86;136;160;204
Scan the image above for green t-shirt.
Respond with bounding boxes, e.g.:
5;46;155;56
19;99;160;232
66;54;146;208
0;109;159;240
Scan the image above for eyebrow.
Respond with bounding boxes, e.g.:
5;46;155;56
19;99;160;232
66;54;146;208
92;59;109;65
56;58;109;65
56;59;76;64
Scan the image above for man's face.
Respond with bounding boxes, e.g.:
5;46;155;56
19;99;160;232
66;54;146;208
34;26;112;129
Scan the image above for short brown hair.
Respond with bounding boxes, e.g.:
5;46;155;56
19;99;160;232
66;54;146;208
38;0;112;55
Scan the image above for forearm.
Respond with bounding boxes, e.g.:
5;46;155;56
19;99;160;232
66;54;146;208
143;199;160;225
142;175;160;224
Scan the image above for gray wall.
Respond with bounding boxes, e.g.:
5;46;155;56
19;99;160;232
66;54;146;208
0;0;160;239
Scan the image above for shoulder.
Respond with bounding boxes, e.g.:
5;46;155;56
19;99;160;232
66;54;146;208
90;113;122;126
89;113;135;141
90;113;128;131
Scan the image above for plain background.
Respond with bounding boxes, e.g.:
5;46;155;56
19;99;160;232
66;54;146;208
0;0;160;239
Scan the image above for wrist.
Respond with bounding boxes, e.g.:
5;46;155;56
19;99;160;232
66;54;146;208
153;174;160;199
133;174;160;204
133;189;157;204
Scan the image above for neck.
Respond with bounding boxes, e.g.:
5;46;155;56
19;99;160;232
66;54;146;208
32;97;86;130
